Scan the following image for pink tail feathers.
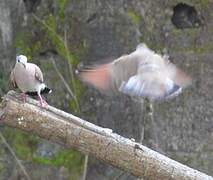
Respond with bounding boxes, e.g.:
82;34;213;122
79;64;111;91
174;68;192;88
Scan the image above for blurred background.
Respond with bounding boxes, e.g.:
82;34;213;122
0;0;212;179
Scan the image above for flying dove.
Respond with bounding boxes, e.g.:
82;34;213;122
79;43;191;101
10;55;52;106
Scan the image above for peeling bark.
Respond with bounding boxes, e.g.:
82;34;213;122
0;91;212;180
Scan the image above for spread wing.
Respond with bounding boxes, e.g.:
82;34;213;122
79;43;191;100
110;54;139;91
119;67;180;100
119;58;190;100
79;54;138;92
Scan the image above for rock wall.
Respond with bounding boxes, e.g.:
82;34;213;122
0;0;212;179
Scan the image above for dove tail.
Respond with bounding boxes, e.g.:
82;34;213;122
26;87;52;97
79;64;111;90
41;87;52;94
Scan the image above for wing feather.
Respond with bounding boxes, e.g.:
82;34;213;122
34;65;44;83
79;43;191;100
9;69;17;88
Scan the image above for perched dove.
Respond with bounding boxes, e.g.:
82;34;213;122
10;55;52;106
79;43;191;100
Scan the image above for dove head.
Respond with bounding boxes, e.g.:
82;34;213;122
16;55;27;68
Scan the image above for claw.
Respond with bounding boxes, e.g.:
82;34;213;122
20;93;27;103
39;99;48;107
37;96;48;107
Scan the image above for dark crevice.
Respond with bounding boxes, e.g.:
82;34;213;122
39;49;58;56
86;13;98;24
171;3;202;29
23;0;41;13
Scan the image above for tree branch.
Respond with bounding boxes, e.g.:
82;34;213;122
0;91;212;180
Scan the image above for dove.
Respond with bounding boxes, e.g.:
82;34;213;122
10;55;52;106
79;43;191;101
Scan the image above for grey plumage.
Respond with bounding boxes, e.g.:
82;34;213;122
10;55;51;106
79;43;191;100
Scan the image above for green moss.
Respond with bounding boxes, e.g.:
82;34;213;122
57;0;68;21
170;28;200;38
42;14;77;65
3;127;83;178
174;0;210;8
193;44;213;53
33;149;83;168
11;3;85;178
168;28;213;53
43;15;63;55
127;10;140;25
15;31;42;61
199;0;210;8
68;78;85;113
33;149;84;179
139;34;164;53
171;42;213;54
3;127;38;161
31;8;87;112
38;13;85;113
15;32;33;60
41;62;53;71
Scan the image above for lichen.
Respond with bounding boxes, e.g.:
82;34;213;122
167;28;213;53
15;31;42;61
170;28;200;37
127;10;140;25
57;0;68;21
198;0;210;8
15;32;33;60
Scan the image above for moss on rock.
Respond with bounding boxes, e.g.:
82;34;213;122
127;10;140;25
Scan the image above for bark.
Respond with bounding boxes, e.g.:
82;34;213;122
0;91;212;180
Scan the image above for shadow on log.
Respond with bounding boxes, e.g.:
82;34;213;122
0;91;212;180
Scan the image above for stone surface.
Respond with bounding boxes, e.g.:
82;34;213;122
0;0;212;179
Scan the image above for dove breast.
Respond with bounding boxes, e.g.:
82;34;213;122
14;63;43;93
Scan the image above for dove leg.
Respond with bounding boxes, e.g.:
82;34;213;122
37;91;48;107
20;93;27;103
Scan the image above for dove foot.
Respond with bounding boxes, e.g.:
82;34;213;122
20;93;27;103
38;98;48;107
